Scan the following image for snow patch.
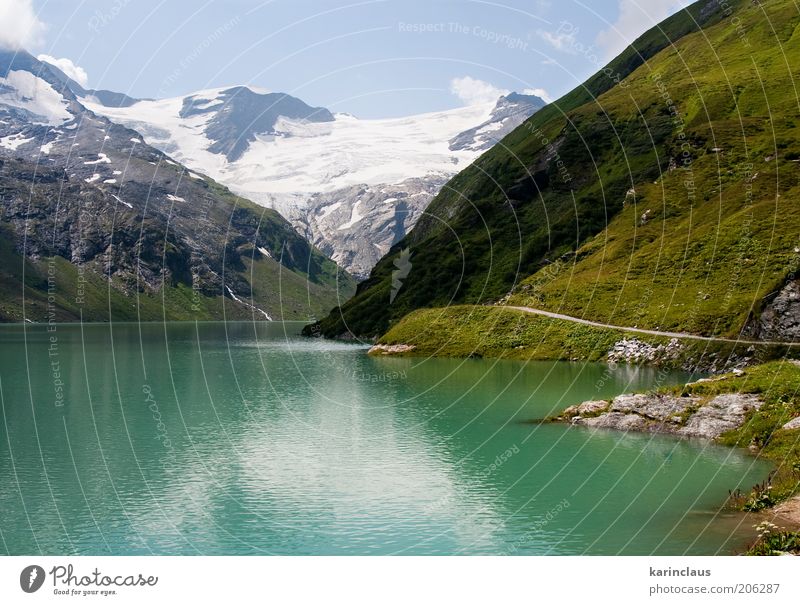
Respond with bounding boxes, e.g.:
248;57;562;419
191;98;224;111
111;194;133;209
317;201;342;220
0;133;34;150
84;93;497;207
0;70;72;126
225;285;273;320
337;200;365;230
84;173;101;183
166;194;186;203
84;153;111;165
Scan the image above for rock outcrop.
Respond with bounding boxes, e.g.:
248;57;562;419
747;279;800;341
368;344;416;355
559;392;763;440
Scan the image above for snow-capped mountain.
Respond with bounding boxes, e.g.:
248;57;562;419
84;86;545;279
0;49;352;322
449;92;546;152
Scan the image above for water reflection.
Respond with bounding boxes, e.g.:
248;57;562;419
0;322;771;555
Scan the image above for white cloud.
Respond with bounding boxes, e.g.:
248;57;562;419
596;0;693;61
0;0;46;50
536;28;577;53
450;76;509;106
523;87;553;103
38;54;89;87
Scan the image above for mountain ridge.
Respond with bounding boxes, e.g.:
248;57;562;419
84;85;545;278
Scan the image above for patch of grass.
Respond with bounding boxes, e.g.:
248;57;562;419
241;253;354;321
380;305;650;361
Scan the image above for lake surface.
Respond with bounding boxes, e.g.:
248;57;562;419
0;322;770;555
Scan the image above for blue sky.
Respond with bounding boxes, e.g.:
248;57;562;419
4;0;691;118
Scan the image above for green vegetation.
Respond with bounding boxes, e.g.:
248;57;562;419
1;252;353;323
378;305;626;360
309;0;800;347
377;304;800;370
746;522;800;556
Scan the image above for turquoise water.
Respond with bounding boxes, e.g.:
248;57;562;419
0;322;770;555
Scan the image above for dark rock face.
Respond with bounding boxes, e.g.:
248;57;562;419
749;279;800;340
290;176;448;281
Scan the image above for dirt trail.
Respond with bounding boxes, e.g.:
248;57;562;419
504;306;800;347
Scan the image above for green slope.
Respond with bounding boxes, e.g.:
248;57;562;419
308;0;800;344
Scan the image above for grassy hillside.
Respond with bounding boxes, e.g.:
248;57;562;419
308;0;799;344
507;0;800;337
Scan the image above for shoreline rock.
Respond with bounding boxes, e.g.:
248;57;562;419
368;343;416;355
557;391;763;440
770;494;800;530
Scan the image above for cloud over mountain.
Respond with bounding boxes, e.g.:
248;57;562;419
38;54;89;87
0;0;46;50
450;76;508;106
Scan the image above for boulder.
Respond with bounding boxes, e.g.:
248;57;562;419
561;400;608;419
783;416;800;431
577;400;608;415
